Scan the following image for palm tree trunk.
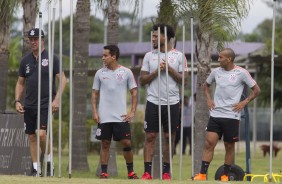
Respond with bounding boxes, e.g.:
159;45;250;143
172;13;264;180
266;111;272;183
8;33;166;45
107;0;119;45
72;0;90;171
22;0;37;57
193;25;214;175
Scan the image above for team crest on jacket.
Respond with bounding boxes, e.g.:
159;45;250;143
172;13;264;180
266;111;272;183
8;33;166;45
42;59;48;67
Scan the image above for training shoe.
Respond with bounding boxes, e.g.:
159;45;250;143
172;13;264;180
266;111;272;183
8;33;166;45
221;174;229;181
47;162;54;176
141;172;152;180
193;173;207;180
31;169;42;177
162;172;171;180
100;172;108;179
128;171;139;179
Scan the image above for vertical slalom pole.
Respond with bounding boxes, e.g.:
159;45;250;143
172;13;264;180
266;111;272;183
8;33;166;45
190;17;195;178
157;27;163;179
164;26;172;179
269;0;276;182
37;11;42;177
49;4;56;177
44;0;52;177
58;0;63;178
179;25;185;180
69;0;74;178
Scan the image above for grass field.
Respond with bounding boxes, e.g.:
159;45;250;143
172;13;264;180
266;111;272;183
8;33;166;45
0;141;281;184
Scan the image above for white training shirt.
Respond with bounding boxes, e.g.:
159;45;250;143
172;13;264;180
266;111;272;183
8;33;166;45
92;65;137;123
206;65;256;120
141;49;187;105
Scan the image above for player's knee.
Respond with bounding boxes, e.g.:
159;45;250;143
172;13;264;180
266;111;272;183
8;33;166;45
123;147;132;152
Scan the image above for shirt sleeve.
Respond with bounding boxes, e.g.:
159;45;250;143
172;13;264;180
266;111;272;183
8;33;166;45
18;59;25;77
241;69;256;88
141;52;150;72
178;52;188;72
127;69;137;90
92;70;101;90
53;55;60;75
206;69;216;85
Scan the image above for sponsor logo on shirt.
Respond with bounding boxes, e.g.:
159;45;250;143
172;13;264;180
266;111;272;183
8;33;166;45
25;64;30;74
42;59;48;67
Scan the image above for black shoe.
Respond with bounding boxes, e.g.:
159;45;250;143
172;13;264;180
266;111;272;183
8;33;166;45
31;169;42;177
47;162;54;176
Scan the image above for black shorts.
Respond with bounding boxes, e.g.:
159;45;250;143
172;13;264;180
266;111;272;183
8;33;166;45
206;116;240;142
144;101;179;133
95;122;131;141
24;108;48;134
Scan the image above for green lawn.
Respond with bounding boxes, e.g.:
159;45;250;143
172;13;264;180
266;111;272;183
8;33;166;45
0;141;281;184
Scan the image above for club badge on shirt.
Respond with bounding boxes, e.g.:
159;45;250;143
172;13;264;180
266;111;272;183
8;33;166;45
229;74;237;82
116;73;124;81
42;59;48;67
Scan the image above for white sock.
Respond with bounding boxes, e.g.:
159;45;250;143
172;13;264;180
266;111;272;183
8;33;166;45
47;154;51;162
33;162;41;172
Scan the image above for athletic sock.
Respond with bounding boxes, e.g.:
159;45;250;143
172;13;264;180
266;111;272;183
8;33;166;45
144;162;152;174
223;163;231;175
126;162;133;174
163;162;170;173
200;161;210;174
101;164;108;173
47;154;51;162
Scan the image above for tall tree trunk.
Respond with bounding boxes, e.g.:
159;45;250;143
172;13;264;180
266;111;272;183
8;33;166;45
193;25;214;175
22;0;37;57
72;0;90;171
107;0;119;45
0;17;9;113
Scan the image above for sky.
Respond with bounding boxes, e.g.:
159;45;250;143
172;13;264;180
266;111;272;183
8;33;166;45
35;0;274;34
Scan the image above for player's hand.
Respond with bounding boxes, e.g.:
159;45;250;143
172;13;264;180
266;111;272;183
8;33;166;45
207;99;215;111
52;99;59;112
121;111;135;122
15;102;25;113
232;100;247;112
160;60;166;71
93;112;100;123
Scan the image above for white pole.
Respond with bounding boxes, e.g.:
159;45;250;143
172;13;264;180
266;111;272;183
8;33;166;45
58;0;63;178
179;25;185;180
138;0;143;42
190;17;195;177
252;72;257;156
164;27;172;179
49;5;56;177
69;0;73;178
37;11;42;177
157;27;163;179
269;0;276;182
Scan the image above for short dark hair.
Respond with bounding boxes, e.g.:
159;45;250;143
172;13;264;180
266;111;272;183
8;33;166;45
104;45;120;60
222;48;235;62
153;23;175;41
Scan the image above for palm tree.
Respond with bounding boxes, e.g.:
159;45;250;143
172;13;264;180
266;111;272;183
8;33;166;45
21;0;38;56
174;0;251;174
72;0;91;171
0;0;19;112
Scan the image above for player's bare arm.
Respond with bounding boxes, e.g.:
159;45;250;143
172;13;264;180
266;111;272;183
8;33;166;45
204;82;215;110
91;89;100;123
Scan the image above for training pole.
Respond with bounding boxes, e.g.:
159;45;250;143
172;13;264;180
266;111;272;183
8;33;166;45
69;0;74;178
36;11;42;177
164;27;172;179
190;17;195;177
157;27;163;179
269;0;276;182
179;25;185;180
58;0;63;178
